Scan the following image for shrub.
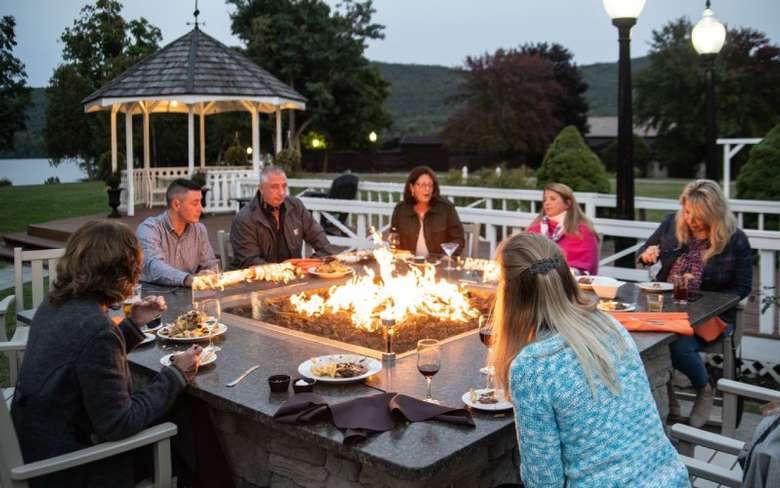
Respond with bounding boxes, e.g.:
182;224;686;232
601;135;652;176
736;123;780;200
97;150;125;180
191;171;207;187
0;177;12;187
273;149;302;176
44;176;61;185
224;146;246;165
104;171;122;190
536;126;610;193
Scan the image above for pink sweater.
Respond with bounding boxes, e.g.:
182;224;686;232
526;220;599;275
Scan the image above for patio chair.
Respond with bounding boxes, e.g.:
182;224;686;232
463;223;481;258
0;394;178;488
1;248;65;388
671;299;746;436
217;230;233;271
672;378;780;487
300;173;359;236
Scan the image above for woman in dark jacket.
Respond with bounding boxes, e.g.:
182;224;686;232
11;220;201;488
638;179;752;428
390;166;465;257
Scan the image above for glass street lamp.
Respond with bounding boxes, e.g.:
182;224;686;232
692;1;726;181
369;131;378;143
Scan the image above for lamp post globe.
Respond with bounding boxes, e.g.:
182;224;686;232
693;1;726;182
369;131;378;143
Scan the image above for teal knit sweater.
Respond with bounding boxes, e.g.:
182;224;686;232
509;322;690;487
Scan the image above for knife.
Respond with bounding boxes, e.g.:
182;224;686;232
226;365;260;387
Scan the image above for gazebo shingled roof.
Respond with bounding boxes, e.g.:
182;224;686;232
83;28;306;113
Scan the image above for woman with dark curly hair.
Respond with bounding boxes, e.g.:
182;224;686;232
390;166;465;257
11;220;201;488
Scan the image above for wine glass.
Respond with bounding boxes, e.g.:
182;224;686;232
387;228;400;251
417;339;441;404
478;316;494;384
197;298;222;353
441;242;459;270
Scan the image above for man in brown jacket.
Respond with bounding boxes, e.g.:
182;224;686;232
229;166;339;268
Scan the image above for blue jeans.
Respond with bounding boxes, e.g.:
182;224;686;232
670;322;735;389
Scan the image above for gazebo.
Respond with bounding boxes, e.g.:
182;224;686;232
82;26;306;215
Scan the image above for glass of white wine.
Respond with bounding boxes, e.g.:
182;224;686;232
197;298;222;353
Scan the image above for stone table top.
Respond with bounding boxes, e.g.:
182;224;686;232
120;275;739;479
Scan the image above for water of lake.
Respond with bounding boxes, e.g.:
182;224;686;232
0;158;88;186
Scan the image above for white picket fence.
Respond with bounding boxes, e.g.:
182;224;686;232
121;169;780;336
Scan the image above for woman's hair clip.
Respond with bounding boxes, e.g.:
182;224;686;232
528;257;559;276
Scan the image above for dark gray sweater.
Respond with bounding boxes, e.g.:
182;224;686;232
11;296;186;488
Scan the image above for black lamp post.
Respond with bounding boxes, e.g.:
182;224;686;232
692;1;726;181
603;0;645;222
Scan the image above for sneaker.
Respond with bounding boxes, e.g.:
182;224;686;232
689;384;713;428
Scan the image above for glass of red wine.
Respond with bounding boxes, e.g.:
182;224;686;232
478;316;494;380
417;339;441;404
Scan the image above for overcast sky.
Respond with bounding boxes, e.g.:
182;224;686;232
4;0;779;87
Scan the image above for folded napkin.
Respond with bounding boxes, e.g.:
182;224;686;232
274;392;474;444
609;312;693;336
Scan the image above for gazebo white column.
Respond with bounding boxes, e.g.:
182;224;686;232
199;103;206;169
251;106;260;174
142;102;150;171
188;105;195;176
275;109;282;154
110;104;119;173
125;104;135;217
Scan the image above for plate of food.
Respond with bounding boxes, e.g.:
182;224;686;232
307;261;353;279
156;310;228;342
298;354;382;383
462;388;513;411
637;281;674;292
138;332;156;346
336;250;373;264
160;348;217;367
403;255;442;267
597;301;636;312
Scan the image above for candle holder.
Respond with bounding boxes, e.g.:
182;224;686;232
381;318;396;365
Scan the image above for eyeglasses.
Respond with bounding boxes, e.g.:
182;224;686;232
414;182;434;189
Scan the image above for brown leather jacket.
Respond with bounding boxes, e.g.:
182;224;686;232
390;197;465;256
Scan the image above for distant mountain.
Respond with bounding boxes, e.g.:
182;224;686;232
2;58;651;158
373;56;650;137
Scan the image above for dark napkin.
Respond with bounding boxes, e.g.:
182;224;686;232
273;392;475;444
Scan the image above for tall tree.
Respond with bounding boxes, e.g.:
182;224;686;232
0;16;31;152
519;42;589;135
635;18;780;177
44;0;161;179
442;49;563;160
228;0;391;150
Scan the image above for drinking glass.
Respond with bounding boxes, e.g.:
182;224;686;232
122;284;143;317
387;228;400;251
197;298;222;352
646;293;664;312
673;274;689;304
441;242;459;270
417;339;441;404
478;316;494;379
648;259;662;282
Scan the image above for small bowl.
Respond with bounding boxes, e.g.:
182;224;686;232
268;374;291;393
591;277;624;299
292;377;316;393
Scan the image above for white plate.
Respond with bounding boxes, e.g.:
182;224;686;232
637;282;674;292
336;252;372;264
157;322;228;342
307;266;354;279
298;354;382;383
160;350;217;367
597;301;636;312
462;388;513;411
404;257;442;267
138;332;156;346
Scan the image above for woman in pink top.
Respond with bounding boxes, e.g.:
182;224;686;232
526;182;600;275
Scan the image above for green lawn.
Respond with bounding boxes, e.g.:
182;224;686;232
0;181;106;236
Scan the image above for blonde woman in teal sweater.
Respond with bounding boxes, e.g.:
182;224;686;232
491;233;689;487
